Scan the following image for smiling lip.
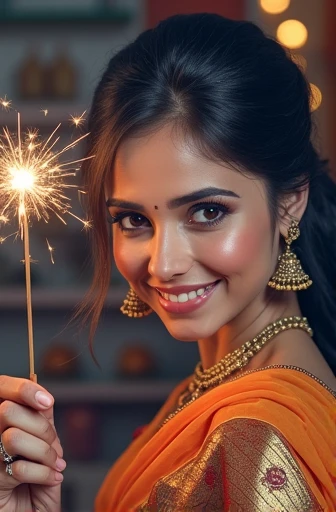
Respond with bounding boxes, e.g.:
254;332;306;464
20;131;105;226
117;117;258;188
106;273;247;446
156;281;219;314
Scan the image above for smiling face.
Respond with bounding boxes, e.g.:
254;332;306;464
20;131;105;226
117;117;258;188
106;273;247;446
108;124;280;341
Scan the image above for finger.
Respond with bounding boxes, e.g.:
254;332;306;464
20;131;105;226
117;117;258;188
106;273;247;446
39;404;55;424
50;432;63;460
1;428;66;472
0;459;63;486
0;402;57;448
0;376;54;411
38;407;63;459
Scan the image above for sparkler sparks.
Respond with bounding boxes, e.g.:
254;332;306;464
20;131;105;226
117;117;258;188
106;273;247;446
0;101;93;382
0;115;90;226
70;110;87;128
46;238;55;264
0;96;12;111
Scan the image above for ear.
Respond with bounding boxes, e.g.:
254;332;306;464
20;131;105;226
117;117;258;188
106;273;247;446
278;186;309;238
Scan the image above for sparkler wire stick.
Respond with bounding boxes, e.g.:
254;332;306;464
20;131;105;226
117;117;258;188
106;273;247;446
16;113;36;382
22;211;36;382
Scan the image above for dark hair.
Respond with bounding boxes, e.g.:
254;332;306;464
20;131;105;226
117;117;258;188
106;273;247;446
81;13;336;374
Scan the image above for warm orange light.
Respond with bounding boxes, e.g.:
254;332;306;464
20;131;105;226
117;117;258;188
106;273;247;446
277;19;308;49
309;83;322;112
259;0;290;15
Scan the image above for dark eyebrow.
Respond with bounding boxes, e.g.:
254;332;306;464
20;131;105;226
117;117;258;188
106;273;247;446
106;198;145;212
167;187;240;209
106;187;240;212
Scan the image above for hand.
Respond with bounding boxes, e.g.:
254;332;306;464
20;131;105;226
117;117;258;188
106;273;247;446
0;376;65;512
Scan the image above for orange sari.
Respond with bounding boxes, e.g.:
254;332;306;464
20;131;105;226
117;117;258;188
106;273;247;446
95;366;336;511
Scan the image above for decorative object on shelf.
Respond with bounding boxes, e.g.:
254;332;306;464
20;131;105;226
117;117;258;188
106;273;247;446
16;48;45;100
46;48;77;100
63;405;101;461
15;46;78;102
40;343;80;379
117;344;157;379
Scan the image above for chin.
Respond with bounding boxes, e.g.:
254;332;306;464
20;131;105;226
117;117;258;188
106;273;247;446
161;316;221;342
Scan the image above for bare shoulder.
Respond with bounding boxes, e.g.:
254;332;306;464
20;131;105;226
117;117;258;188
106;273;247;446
262;333;336;393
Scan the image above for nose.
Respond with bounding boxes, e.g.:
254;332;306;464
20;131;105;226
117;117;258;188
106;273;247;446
147;227;193;281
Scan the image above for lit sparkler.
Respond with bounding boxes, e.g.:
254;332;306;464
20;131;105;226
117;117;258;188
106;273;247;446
0;101;93;382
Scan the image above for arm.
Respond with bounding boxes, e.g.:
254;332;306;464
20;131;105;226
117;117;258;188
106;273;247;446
139;418;322;511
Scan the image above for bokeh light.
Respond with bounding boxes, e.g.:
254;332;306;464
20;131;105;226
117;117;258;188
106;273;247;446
277;19;308;49
309;83;322;112
259;0;291;15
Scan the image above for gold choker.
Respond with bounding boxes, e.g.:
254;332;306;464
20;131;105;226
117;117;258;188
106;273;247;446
162;316;312;426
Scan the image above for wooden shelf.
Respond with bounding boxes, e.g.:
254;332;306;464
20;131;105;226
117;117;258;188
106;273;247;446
40;380;177;403
0;286;128;309
0;9;133;25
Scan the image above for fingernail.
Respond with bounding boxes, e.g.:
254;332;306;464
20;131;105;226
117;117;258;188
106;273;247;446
56;458;66;471
55;472;64;481
35;391;53;407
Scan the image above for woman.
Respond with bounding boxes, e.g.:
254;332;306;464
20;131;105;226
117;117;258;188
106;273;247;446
0;13;335;512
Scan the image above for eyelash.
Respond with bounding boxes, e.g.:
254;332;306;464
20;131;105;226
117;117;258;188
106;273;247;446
108;200;231;232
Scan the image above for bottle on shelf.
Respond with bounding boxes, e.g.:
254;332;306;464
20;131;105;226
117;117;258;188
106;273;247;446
46;47;77;100
17;47;45;100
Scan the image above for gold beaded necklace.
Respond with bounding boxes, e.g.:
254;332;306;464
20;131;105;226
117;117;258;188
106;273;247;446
161;316;312;427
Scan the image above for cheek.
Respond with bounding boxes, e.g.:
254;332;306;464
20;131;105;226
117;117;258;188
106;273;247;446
113;232;145;282
198;223;271;276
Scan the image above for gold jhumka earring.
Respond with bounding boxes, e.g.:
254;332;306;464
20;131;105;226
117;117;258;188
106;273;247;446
268;219;312;291
120;287;152;318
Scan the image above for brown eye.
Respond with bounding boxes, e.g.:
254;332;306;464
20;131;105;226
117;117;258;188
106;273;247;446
190;207;221;223
120;214;150;229
203;208;219;220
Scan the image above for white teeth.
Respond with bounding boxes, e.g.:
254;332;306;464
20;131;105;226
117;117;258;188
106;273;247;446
158;284;215;303
178;293;189;303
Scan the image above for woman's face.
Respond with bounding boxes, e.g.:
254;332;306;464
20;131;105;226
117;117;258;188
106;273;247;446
108;125;279;341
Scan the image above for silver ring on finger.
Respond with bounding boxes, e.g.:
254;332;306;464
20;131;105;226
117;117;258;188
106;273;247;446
5;462;13;476
0;438;14;464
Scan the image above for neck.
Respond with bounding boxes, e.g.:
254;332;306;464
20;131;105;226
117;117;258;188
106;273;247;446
198;290;303;370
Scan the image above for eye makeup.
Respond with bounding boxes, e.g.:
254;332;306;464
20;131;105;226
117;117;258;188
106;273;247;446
107;197;232;232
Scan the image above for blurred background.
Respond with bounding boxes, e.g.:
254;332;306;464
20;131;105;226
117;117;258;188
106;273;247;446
0;0;334;510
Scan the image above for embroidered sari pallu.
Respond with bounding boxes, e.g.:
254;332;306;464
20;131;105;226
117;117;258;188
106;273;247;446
95;368;336;511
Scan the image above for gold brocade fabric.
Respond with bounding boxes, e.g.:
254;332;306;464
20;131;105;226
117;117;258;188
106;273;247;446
138;418;322;512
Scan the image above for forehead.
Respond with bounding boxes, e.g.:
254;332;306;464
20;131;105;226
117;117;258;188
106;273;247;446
111;125;265;202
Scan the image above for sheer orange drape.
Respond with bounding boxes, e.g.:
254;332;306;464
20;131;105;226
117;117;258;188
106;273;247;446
95;368;336;512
